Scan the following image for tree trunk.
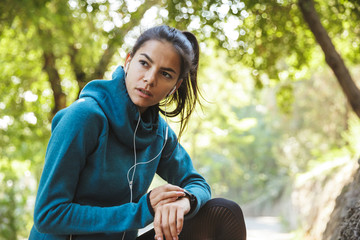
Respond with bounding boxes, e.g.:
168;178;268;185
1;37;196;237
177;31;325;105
298;1;360;239
322;160;360;240
338;198;360;240
298;0;360;118
36;25;67;117
69;45;87;94
43;50;67;116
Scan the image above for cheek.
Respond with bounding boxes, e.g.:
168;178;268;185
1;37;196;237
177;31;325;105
124;76;135;95
162;85;175;95
125;72;138;86
124;76;130;88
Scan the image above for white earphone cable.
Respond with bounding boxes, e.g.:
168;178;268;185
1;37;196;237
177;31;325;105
129;112;141;203
126;104;170;203
123;99;171;240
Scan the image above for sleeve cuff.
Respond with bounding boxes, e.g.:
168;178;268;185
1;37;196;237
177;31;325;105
184;190;197;216
146;191;155;217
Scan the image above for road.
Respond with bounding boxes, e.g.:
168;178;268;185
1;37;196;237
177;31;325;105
139;216;293;239
246;216;294;240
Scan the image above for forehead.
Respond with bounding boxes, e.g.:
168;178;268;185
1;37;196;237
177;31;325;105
134;40;181;72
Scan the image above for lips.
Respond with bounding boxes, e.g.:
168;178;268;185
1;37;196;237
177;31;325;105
136;88;152;97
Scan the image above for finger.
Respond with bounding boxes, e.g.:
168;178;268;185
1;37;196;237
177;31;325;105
162;184;183;192
152;198;178;211
176;208;184;236
153;191;184;203
154;184;184;196
161;208;172;240
153;185;183;198
152;184;183;195
158;197;178;206
152;197;180;217
169;207;178;240
154;211;163;240
151;191;185;208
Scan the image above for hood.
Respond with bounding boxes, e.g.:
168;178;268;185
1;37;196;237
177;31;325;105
79;66;159;149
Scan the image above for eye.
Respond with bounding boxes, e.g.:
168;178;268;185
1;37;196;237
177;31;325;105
139;60;148;67
162;71;172;79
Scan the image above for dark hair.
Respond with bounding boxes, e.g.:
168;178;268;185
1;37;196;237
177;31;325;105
130;25;201;138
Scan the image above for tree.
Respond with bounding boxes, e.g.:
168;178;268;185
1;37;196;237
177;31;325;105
1;0;158;116
299;0;360;118
1;1;157;238
2;0;359;117
1;0;359;239
297;1;360;239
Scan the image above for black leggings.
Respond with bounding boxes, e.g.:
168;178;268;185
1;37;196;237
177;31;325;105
137;198;247;240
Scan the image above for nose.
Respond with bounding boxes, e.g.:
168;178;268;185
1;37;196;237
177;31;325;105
144;68;157;87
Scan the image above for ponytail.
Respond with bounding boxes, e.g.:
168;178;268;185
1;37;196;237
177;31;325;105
171;31;201;139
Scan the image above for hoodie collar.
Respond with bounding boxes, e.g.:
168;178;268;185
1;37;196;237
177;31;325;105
79;66;159;149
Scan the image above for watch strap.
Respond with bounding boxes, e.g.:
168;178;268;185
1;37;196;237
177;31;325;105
183;189;197;214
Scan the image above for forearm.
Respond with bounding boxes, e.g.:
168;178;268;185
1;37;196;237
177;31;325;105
34;193;153;235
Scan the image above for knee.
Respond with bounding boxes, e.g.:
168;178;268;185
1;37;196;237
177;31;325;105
205;198;245;216
202;198;247;240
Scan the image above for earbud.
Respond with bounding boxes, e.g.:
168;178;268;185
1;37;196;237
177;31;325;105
168;86;176;95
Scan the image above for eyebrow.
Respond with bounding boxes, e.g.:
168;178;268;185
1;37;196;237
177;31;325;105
140;53;177;74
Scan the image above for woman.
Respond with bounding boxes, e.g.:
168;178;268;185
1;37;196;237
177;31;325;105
30;25;246;240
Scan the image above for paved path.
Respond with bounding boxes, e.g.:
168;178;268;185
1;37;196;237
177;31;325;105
140;216;294;239
246;216;294;240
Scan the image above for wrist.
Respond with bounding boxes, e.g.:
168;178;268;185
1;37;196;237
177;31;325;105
180;190;197;215
147;191;155;216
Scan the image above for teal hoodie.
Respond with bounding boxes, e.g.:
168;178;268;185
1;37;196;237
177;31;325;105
29;66;211;240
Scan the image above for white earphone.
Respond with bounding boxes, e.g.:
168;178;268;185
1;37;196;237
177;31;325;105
127;103;170;204
168;86;177;95
122;74;171;240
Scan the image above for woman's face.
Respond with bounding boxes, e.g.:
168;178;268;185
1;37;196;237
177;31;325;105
124;40;182;113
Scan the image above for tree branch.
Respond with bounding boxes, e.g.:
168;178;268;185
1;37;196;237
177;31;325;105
68;0;160;96
88;0;160;82
69;45;87;91
298;0;360;118
37;27;67;117
43;50;67;116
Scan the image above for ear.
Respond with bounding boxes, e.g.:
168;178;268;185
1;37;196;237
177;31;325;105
175;79;183;91
124;53;132;73
169;86;177;95
168;79;183;96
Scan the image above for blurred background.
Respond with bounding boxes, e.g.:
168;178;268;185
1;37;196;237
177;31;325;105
0;0;359;239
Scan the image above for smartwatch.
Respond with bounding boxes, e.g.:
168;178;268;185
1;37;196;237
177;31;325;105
183;189;197;214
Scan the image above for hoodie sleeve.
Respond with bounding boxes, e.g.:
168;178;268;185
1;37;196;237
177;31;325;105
156;122;211;219
33;98;153;235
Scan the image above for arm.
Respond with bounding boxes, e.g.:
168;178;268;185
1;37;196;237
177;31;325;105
151;122;211;240
156;126;211;217
33;99;153;235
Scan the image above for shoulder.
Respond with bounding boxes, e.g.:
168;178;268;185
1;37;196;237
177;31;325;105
52;97;107;132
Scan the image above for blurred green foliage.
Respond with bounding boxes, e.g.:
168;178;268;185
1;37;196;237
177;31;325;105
0;0;359;239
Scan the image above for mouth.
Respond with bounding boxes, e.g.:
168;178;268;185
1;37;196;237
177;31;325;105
137;88;152;97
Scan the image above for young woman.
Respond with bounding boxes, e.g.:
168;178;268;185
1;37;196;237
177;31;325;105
29;25;246;240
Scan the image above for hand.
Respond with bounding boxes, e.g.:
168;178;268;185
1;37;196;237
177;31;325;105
153;197;191;240
149;184;185;213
